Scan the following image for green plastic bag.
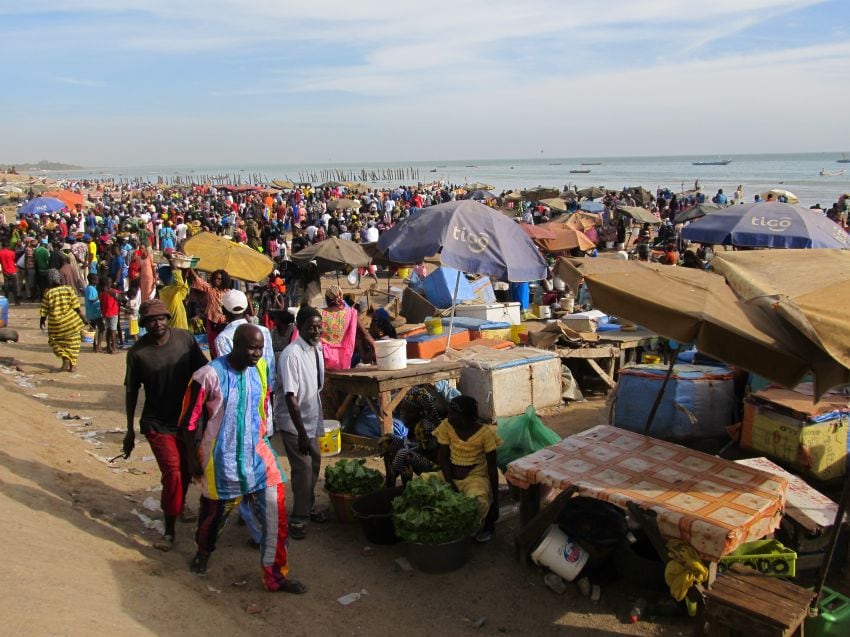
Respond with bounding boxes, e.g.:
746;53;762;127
496;406;561;471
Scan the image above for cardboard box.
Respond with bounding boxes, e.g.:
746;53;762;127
741;389;849;481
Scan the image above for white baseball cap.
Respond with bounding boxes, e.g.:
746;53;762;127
221;289;248;314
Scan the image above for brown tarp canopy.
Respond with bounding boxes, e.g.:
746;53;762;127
712;249;850;387
291;237;372;273
556;257;848;397
536;222;596;252
617;205;662;225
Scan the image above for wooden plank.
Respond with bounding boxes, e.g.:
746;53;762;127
386;386;412;415
587;358;616;388
334;393;356;420
378;390;393;435
325;360;464;383
555;346;617;359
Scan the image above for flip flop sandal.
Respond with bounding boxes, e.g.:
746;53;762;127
180;509;198;523
154;534;175;552
275;579;308;594
288;522;307;540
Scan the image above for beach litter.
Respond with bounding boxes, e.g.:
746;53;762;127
130;508;166;535
146;484;163;492
206;585;221;594
141;455;155;462
337;589;368;606
463;617;487;629
245;603;262;615
31;392;49;399
142;497;161;512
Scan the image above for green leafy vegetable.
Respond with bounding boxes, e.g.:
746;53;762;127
392;476;480;544
324;459;383;496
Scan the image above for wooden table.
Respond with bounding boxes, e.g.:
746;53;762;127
325;360;464;435
554;327;659;389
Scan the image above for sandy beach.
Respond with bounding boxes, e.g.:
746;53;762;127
0;301;692;637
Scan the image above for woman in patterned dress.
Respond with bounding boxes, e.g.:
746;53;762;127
40;268;86;372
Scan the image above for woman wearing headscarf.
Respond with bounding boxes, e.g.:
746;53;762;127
39;268;86;372
320;284;373;371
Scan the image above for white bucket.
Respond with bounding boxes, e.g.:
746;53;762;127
530;525;589;581
538;305;552;319
374;339;407;370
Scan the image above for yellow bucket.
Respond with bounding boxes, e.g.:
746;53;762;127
510;324;528;344
397;267;412;279
642;353;662;364
319;420;342;457
425;317;443;335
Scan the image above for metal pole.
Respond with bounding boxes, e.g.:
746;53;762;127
445;270;462;352
810;468;850;614
643;345;680;436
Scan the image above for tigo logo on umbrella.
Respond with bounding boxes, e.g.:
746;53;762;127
451;224;489;254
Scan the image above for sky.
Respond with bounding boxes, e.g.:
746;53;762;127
1;0;849;166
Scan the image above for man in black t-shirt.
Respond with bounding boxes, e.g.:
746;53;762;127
124;298;208;551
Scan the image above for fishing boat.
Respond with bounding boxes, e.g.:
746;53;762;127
692;159;732;166
837;154;850;164
581;162;602;165
820;168;845;176
569;169;591;174
548;162;562;166
429;168;437;172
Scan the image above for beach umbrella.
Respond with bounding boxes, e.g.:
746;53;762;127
504;191;523;202
539;198;567;212
182;232;274;282
567;212;602;230
559;190;579;201
616;205;661;225
535;222;596;252
465;189;496;201
761;189;799;204
291;237;372;274
327;198;361;211
343;181;372;194
681;201;850;249
43;190;85;209
577;186;605;199
463;181;495;191
361;242;419;267
319;181;345;189
521;186;559;201
517;223;558;241
377;199;547;282
556;257;848;396
19;196;66;215
579;201;605;213
621;187;655;206
675;202;721;225
270;179;295;189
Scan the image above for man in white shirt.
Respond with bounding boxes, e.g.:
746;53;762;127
275;306;325;539
365;221;380;243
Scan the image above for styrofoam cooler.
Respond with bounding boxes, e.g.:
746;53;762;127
458;347;562;419
454;302;521;325
613;364;736;440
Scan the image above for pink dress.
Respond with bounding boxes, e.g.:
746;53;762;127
321;306;357;370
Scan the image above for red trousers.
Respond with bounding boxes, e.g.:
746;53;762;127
145;431;189;517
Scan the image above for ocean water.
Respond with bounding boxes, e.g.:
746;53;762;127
47;152;850;208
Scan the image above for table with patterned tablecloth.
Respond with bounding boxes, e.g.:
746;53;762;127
506;425;788;561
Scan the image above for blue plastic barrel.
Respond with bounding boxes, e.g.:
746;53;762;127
509;282;530;311
0;296;8;328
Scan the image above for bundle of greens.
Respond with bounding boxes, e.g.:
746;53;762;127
392;476;480;544
324;459;383;496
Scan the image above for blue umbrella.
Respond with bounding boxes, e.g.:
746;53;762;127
377;200;547;282
681;202;850;249
19;196;67;216
579;201;605;213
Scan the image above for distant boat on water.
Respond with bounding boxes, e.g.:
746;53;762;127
837;154;850;164
820;168;845;176
465;165;478;168
429;168;437;172
581;162;602;165
570;169;591;174
548;162;562;165
692;159;732;166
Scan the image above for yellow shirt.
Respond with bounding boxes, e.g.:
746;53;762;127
433;420;501;468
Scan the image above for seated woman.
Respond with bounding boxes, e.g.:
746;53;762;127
424;395;501;543
379;386;442;485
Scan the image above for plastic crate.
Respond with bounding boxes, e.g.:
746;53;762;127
717;539;796;578
806;587;850;637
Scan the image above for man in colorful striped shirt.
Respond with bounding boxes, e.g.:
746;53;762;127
179;324;306;594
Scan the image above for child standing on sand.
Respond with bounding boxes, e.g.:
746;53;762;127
84;273;104;352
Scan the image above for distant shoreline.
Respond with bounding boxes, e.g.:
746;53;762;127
1;161;85;172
